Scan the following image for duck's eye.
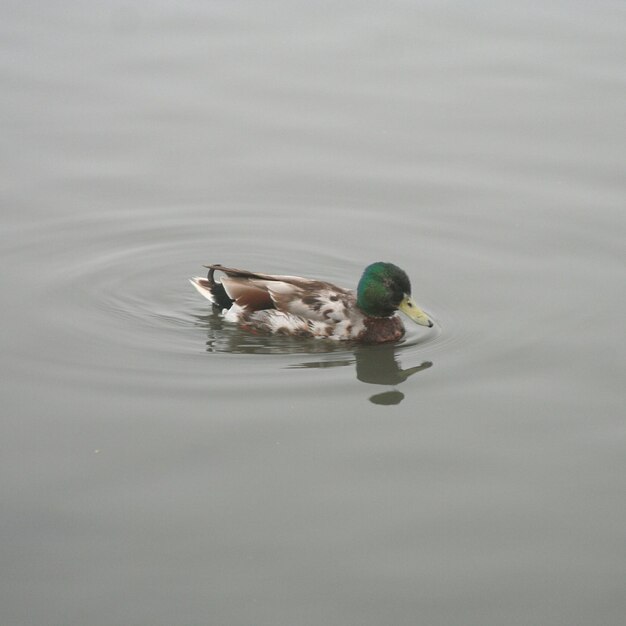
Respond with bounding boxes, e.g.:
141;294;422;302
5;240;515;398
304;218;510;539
407;301;413;307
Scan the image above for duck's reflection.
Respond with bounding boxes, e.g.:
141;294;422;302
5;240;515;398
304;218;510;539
357;346;432;405
300;345;432;405
194;313;433;404
353;345;432;385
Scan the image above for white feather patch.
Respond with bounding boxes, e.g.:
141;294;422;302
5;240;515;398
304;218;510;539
224;303;247;323
189;277;216;304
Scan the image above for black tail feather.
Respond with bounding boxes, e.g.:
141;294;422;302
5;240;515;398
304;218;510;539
207;266;234;310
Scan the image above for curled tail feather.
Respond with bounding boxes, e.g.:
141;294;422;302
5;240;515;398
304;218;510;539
189;266;234;310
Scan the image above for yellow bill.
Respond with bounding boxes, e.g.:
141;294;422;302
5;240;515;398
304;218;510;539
398;294;434;327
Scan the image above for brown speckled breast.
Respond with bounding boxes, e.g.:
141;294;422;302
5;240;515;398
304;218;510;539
358;315;405;344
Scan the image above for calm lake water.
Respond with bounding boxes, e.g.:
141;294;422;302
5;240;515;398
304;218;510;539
1;2;625;625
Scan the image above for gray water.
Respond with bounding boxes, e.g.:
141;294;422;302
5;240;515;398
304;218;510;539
2;2;625;625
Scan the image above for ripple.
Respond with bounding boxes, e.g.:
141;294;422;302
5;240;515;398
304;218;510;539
3;202;459;392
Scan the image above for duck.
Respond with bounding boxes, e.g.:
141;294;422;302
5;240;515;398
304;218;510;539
190;262;433;343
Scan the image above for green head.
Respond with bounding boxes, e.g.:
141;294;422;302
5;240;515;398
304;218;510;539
356;262;433;327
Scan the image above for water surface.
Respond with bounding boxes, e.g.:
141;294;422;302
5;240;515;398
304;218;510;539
1;2;625;625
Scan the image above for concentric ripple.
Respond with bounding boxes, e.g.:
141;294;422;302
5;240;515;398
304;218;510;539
3;202;461;392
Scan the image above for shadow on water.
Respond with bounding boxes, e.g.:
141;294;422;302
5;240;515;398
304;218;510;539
193;313;433;405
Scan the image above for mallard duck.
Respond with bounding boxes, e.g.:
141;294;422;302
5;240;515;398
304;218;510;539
190;262;433;343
